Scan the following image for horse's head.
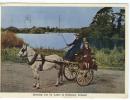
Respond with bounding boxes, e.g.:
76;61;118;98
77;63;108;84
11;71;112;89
18;44;28;57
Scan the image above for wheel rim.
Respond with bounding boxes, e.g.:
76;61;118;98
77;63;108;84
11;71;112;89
64;66;77;80
77;70;93;86
63;63;79;81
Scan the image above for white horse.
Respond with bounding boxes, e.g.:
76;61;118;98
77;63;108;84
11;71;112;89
18;44;64;89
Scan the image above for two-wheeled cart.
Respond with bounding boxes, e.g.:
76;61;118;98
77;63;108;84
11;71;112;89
63;57;97;86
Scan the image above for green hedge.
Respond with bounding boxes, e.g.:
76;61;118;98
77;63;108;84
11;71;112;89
1;47;125;70
94;48;125;70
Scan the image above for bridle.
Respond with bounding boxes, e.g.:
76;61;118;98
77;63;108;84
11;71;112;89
21;45;27;57
20;45;61;69
20;45;45;66
21;45;34;58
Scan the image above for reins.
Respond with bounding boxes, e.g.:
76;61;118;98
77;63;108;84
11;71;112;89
27;53;38;65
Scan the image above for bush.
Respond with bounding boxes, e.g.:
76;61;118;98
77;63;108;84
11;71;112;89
1;31;24;49
1;48;26;63
94;48;125;70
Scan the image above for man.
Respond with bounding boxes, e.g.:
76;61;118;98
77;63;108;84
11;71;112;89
64;33;83;61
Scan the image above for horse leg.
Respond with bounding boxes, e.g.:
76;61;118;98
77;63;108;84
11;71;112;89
59;66;64;85
35;69;40;89
55;69;61;87
32;68;37;88
55;65;64;86
33;71;37;87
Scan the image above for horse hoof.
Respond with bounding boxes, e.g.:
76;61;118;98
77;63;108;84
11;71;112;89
59;82;63;85
33;77;37;79
33;85;36;88
33;84;36;88
36;87;40;89
55;84;59;87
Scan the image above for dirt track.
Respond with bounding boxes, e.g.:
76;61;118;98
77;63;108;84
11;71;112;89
1;61;125;93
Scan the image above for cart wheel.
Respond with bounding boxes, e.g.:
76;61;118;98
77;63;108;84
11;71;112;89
76;69;94;86
63;63;78;81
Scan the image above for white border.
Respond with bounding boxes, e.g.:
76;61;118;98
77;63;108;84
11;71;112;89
0;0;129;3
0;1;129;99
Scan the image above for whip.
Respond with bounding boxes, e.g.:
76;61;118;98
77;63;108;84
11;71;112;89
61;34;68;46
58;15;68;46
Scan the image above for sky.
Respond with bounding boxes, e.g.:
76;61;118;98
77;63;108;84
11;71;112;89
1;6;121;28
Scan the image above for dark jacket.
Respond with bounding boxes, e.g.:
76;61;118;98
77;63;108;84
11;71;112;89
64;37;83;61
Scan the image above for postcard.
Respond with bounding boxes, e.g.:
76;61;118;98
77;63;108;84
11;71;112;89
0;3;128;98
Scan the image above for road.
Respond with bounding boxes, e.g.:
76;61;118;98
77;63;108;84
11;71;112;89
1;61;125;93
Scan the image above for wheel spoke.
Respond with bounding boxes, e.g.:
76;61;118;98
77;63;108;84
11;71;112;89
64;65;77;81
76;70;94;86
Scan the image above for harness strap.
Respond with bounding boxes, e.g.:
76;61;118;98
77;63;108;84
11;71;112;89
27;53;38;65
41;54;45;66
27;53;62;71
38;54;45;71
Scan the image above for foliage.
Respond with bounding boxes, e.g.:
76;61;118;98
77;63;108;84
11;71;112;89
2;26;80;34
80;7;125;49
1;31;24;49
93;47;125;70
89;7;113;38
5;26;20;33
1;48;26;63
81;7;125;40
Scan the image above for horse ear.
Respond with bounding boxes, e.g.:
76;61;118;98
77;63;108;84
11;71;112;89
23;43;25;47
22;43;28;48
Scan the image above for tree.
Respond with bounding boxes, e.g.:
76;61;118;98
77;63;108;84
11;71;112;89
6;26;20;33
116;9;125;37
85;7;125;49
90;7;113;38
